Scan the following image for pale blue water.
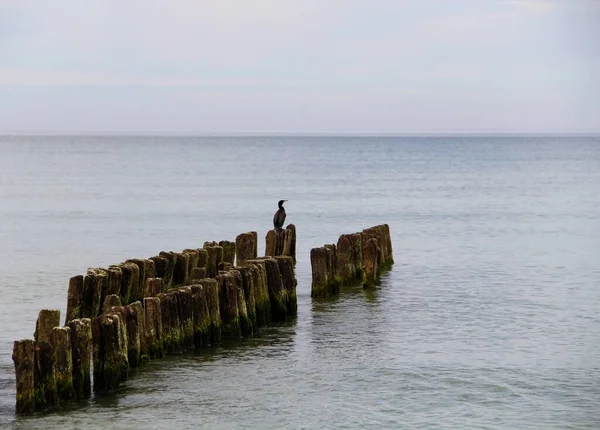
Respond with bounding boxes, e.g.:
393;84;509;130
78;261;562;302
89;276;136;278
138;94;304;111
0;136;599;429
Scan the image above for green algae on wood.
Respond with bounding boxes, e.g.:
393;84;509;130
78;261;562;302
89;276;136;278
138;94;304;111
236;266;258;333
126;302;145;366
275;256;297;317
245;260;271;326
65;275;84;325
190;284;211;348
34;339;58;409
219;240;236;266
217;273;242;339
67;318;92;399
175;287;195;350
12;339;36;414
92;313;128;393
231;270;253;337
50;326;75;401
143;297;163;359
191;267;207;281
262;257;288;322
199;278;221;345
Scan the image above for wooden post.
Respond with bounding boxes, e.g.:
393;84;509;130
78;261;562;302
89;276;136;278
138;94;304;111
235;232;257;266
196;248;209;276
65;275;84;324
199;278;221;345
144;277;163;298
191;267;207;281
127;301;145;366
183;249;200;283
217;273;242;339
246;260;271;326
35;309;60;344
107;265;123;297
126;259;154;302
219;240;236;265
173;252;190;286
12;339;36;414
67;318;92;399
102;294;121;314
362;238;380;288
34;339;58;408
50;326;75;401
275;256;297;317
175;287;195;350
310;246;340;298
118;261;138;305
265;230;278;257
88;268;109;315
92;313;128;393
143;297;163;359
231;270;252;337
336;233;364;285
204;244;224;279
190;284;211;348
237;266;257;333
158;292;183;354
149;255;169;290
82;271;103;318
361;225;393;270
285;224;297;264
262;257;288;321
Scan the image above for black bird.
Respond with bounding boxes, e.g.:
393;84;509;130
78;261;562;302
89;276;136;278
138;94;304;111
273;200;287;231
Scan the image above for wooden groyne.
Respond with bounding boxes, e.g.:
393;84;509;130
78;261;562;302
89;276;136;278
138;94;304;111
310;224;393;297
12;225;296;415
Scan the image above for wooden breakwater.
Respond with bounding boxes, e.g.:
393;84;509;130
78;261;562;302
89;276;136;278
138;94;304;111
12;225;296;415
310;224;393;297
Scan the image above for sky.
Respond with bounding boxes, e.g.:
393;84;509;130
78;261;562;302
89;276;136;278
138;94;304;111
0;0;598;134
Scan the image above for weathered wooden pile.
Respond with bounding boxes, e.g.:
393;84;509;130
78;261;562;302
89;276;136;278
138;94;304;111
310;224;393;297
12;225;297;415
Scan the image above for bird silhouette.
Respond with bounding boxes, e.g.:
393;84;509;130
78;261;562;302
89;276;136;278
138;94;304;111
273;200;287;231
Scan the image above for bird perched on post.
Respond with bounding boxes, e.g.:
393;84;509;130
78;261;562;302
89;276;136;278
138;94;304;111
273;200;287;231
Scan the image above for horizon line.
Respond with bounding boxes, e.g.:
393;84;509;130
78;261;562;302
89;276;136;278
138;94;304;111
1;131;599;138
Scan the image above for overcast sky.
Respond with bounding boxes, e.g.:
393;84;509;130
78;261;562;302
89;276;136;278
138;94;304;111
0;0;598;134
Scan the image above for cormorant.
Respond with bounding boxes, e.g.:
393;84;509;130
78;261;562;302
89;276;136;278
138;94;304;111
273;200;287;231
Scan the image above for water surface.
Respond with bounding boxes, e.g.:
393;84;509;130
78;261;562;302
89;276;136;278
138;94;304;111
0;136;599;429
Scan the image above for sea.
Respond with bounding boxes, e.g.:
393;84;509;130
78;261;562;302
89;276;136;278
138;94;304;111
0;135;598;429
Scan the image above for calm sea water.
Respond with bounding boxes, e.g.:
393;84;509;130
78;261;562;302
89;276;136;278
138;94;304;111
0;136;599;429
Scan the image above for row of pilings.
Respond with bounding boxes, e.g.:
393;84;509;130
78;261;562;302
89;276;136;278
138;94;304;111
12;225;297;415
310;224;394;297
